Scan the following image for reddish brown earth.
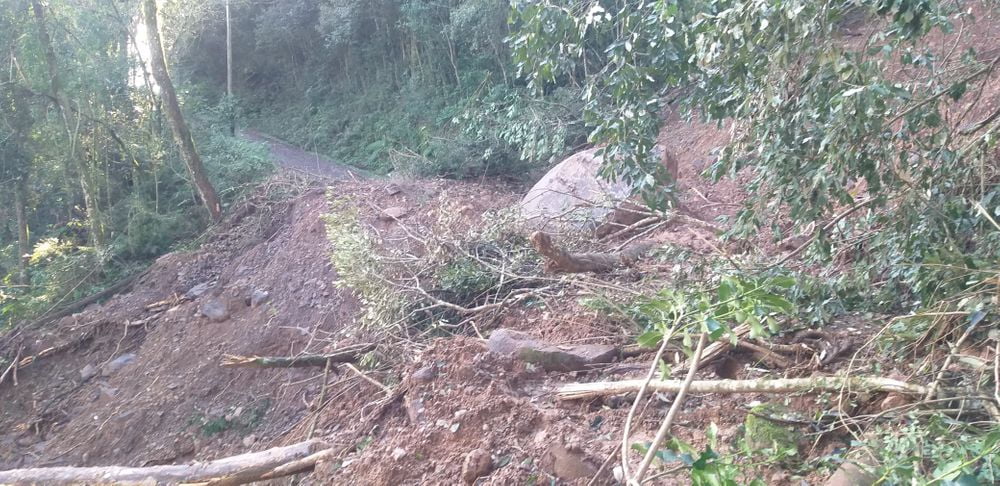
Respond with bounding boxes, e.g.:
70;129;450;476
3;8;999;482
0;126;857;485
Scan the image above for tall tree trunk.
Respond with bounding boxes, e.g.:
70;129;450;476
30;0;106;247
225;0;236;136
14;179;30;286
142;0;222;221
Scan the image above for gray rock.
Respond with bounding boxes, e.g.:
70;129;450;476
411;365;437;383
391;447;407;461
405;397;426;425
79;364;99;382
103;353;136;375
461;448;492;484
487;328;618;372
200;297;230;322
379;206;409;221
185;282;212;300
541;443;597;481
250;289;270;308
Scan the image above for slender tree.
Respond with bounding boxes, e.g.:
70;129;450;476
143;0;221;221
30;0;106;248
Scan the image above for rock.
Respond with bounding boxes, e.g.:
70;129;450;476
405;397;426;425
250;289;270;308
385;183;403;196
103;353;137;376
379;206;409;221
79;364;99;382
185;282;212;299
242;435;257;448
879;393;908;411
743;403;802;458
487;328;618;372
613;465;624;482
540;443;597;481
200;297;230;322
461;448;492;484
411;365;437;383
391;447;407;461
825;461;878;486
519;146;675;233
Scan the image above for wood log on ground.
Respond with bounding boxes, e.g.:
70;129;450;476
530;231;651;273
220;343;376;368
556;376;930;401
0;440;326;486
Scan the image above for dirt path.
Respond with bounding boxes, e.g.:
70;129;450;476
240;129;363;180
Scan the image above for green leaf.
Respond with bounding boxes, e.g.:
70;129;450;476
705;318;726;340
637;330;663;348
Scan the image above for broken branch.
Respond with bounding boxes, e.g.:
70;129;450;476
530;231;651;273
556;376;930;401
220;344;375;368
0;440;327;485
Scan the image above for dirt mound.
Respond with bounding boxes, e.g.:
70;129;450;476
0;108;884;486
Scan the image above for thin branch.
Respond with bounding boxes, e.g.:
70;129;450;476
556;376;931;401
632;333;707;484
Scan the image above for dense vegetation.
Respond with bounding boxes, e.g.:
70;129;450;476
0;0;274;323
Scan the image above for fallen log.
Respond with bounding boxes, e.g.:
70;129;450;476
555;376;930;401
0;439;326;486
530;231;650;273
220;343;376;368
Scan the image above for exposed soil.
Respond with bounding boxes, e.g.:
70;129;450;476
0;124;858;485
3;10;999;482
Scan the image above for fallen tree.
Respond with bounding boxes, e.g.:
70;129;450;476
220;343;376;368
556;376;930;401
530;231;651;273
0;439;327;485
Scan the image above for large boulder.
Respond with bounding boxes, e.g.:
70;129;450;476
519;146;677;234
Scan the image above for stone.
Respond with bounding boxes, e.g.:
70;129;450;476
242;435;257;448
103;353;136;376
743;403;802;457
391;447;407;461
519;145;674;233
185;282;212;300
379;206;409;221
540;443;597;481
486;328;618;372
79;364;99;382
405;397;426;425
200;297;230;322
411;365;437;383
250;289;270;308
825;461;878;486
461;448;492;484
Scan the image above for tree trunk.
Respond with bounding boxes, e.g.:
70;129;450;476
142;0;222;221
30;0;106;247
14;179;30;285
0;440;326;485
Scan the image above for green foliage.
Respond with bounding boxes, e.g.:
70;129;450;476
634;275;795;349
865;417;1000;484
324;195;403;329
742;403;802;463
634;424;767;486
511;0;1000;311
436;258;497;303
188;400;270;437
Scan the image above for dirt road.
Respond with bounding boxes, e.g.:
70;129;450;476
240;129;362;180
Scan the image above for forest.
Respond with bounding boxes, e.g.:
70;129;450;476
1;0;999;484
